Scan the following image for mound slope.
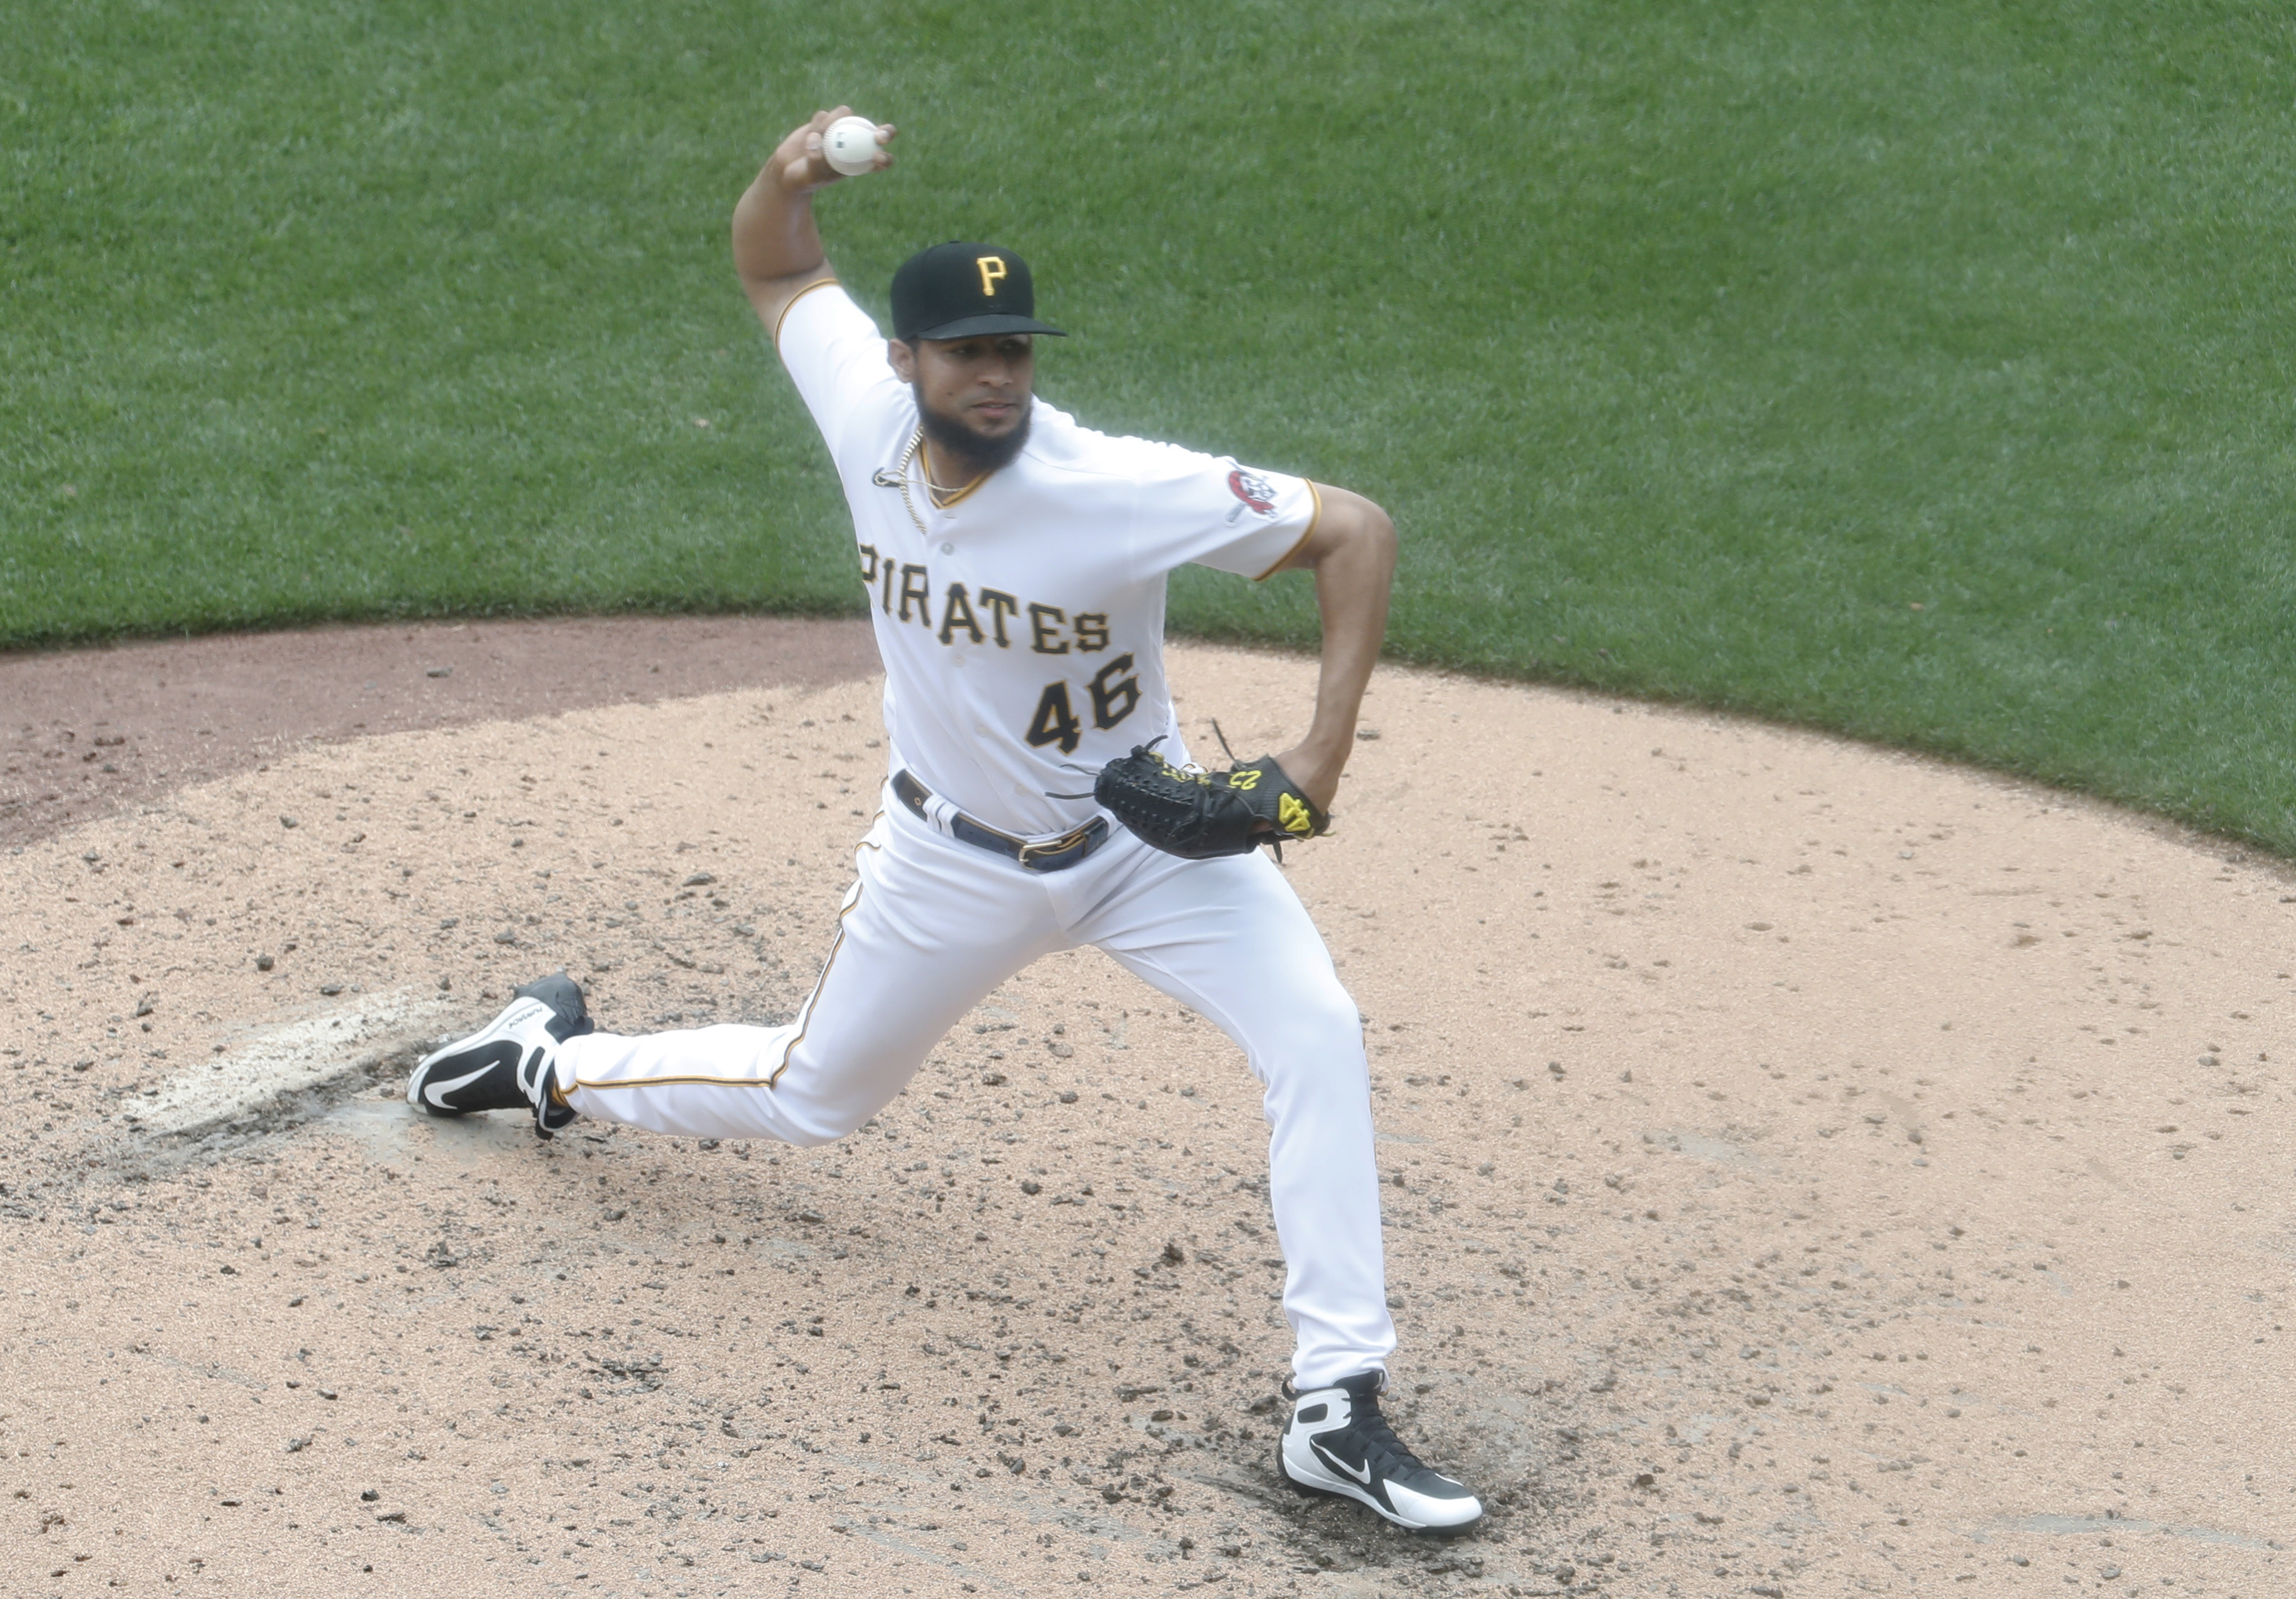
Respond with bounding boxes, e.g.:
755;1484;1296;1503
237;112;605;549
1;629;2288;1596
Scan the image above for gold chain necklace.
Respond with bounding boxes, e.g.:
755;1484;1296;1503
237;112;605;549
893;430;984;536
894;428;929;536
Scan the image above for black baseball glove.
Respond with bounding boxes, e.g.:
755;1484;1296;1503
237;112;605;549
1089;739;1330;860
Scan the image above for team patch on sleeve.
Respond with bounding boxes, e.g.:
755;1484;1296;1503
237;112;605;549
1227;468;1277;517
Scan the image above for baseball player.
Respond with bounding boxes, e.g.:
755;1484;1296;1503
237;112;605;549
407;107;1482;1534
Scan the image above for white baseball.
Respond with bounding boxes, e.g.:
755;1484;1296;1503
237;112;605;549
821;116;882;178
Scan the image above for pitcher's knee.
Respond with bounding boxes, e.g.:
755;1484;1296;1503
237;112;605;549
1303;981;1367;1052
767;1050;922;1146
1247;983;1367;1079
763;1095;883;1148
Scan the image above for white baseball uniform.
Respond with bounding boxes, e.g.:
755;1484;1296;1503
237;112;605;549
551;280;1396;1387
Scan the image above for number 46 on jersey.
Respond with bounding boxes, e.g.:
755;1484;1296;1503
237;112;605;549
1027;655;1139;754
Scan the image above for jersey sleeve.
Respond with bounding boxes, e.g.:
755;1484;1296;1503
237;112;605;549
1125;439;1322;582
774;280;904;457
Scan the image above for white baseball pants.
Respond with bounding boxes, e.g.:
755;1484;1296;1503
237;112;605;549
552;786;1396;1388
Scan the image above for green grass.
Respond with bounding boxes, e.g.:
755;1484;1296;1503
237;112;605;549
7;2;2296;849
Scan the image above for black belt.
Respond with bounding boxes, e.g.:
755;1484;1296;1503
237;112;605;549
892;769;1110;873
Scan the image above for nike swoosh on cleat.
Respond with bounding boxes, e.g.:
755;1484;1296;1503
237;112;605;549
1310;1439;1374;1486
422;1065;500;1107
417;1040;520;1107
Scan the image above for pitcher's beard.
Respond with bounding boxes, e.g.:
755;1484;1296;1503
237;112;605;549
917;390;1032;479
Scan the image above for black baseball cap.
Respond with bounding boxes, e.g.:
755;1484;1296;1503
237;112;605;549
890;241;1066;343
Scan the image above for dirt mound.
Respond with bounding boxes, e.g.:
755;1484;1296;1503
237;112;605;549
1;630;2288;1595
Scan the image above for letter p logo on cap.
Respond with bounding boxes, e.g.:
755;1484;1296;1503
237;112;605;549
889;242;1064;341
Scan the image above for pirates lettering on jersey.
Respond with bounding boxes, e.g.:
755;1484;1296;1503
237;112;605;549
979;589;1020;646
855;548;1141;752
857;547;1113;657
938;584;982;646
897;564;932;625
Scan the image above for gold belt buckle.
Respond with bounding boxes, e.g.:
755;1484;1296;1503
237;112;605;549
1017;822;1093;869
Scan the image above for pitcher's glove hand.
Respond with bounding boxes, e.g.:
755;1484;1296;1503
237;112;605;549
1091;739;1330;860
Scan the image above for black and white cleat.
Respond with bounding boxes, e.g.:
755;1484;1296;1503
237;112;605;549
1278;1371;1484;1534
406;972;591;1138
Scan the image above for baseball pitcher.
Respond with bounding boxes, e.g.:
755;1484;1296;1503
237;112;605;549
408;107;1482;1532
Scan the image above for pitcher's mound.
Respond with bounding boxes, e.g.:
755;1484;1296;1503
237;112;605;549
0;624;2287;1595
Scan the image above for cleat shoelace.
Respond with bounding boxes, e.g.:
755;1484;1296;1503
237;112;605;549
1343;1392;1426;1481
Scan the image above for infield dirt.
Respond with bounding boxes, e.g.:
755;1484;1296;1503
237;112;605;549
2;621;2290;1596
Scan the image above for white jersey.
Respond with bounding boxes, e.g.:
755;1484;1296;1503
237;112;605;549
776;281;1319;838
